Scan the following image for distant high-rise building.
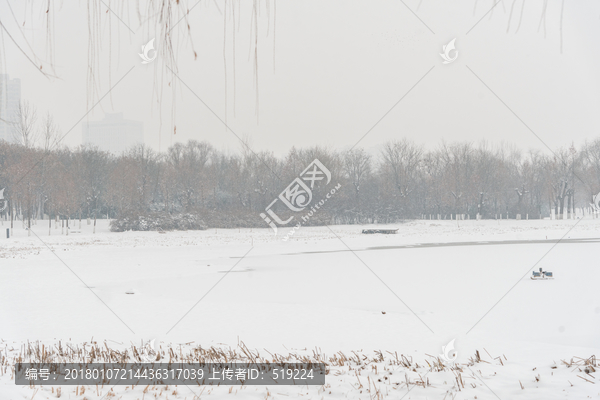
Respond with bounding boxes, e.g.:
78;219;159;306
82;113;144;154
0;74;21;143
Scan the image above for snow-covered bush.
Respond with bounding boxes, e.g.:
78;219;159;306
110;212;207;232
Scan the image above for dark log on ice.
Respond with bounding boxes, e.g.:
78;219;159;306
361;229;398;234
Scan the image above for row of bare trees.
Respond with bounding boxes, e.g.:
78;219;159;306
1;137;600;229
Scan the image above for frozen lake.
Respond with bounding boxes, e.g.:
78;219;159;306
1;218;599;399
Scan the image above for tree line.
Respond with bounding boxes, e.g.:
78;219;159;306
1;136;600;230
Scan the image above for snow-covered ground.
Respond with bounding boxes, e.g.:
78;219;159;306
1;217;599;399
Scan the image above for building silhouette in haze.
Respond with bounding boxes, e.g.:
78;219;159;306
82;113;143;154
0;74;21;143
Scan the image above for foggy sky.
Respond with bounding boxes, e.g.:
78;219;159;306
0;0;599;157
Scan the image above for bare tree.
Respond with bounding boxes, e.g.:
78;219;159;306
581;138;600;205
12;101;38;148
343;148;372;207
41;112;60;151
381;139;423;199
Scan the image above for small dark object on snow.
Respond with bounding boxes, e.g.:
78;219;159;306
362;229;399;234
381;311;386;314
531;267;553;280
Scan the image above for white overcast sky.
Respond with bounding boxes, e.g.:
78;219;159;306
0;0;599;156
